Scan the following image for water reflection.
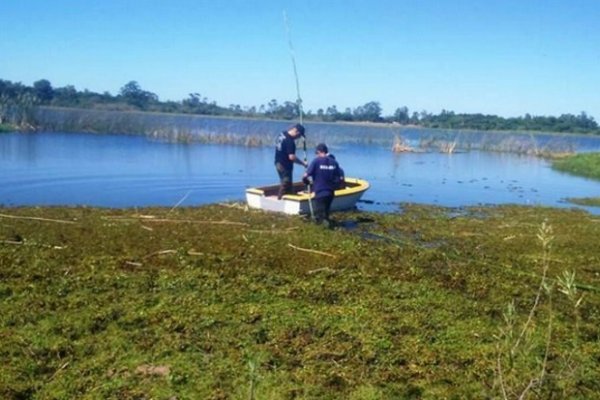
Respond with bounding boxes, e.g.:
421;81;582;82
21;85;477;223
1;132;600;214
0;132;39;163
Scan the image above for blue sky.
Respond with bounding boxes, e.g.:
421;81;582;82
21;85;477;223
1;0;599;119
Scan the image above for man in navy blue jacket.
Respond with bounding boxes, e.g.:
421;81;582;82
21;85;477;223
275;123;307;199
303;143;342;227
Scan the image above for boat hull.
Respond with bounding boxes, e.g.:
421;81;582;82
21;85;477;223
246;177;369;215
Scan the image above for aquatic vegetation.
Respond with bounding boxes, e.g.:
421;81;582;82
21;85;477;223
565;197;600;208
391;135;412;153
493;222;589;398
553;152;600;180
0;93;38;131
32;107;589;157
415;131;575;157
1;204;598;398
0;123;17;133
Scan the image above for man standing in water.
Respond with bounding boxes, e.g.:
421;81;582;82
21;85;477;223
303;143;342;228
275;123;307;199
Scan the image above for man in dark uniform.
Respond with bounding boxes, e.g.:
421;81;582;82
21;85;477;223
274;123;307;199
303;143;342;227
327;153;346;190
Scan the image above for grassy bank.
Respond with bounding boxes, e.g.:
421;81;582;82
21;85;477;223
552;152;600;180
0;123;17;133
565;197;600;207
1;205;599;399
553;152;600;207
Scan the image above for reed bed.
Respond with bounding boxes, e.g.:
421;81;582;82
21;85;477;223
413;132;575;157
32;107;584;157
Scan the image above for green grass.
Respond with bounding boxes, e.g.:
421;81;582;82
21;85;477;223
565;197;600;207
0;123;17;133
1;204;599;399
552;152;600;180
553;153;600;207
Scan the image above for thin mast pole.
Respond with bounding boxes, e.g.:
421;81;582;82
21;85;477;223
283;10;313;219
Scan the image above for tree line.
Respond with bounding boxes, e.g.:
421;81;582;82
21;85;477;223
1;78;598;134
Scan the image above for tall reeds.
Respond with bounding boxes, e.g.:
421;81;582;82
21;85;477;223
414;131;574;157
0;93;38;130
391;135;412;153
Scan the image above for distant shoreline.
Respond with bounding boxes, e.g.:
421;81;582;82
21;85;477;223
32;106;600;139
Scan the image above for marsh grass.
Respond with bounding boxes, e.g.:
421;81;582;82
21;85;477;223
0;123;17;133
557;153;600;208
553;152;600;180
391;135;412;153
1;204;599;398
416;132;575;157
30;107;585;157
565;197;600;208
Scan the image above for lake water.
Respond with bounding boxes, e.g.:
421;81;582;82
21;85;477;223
2;130;600;214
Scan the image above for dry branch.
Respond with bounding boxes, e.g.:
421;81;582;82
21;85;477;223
1;240;23;245
144;249;177;259
124;261;143;267
49;361;70;381
307;267;337;275
102;216;249;227
288;243;336;258
0;213;76;224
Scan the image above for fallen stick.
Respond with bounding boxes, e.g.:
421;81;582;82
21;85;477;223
49;361;70;381
144;249;177;259
102;216;249;227
142;218;249;226
248;227;300;234
1;240;23;245
124;261;143;267
307;267;336;275
0;213;76;224
103;214;157;219
124;250;179;266
288;243;336;258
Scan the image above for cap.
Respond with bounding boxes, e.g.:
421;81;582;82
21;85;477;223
294;123;305;137
315;143;328;154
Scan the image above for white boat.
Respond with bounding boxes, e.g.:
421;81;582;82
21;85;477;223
245;177;370;215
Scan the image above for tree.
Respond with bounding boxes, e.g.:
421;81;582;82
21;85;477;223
182;93;202;111
316;108;324;120
354;101;382;122
325;105;339;121
410;111;420;124
228;104;243;116
393;106;409;124
340;107;353;121
33;79;54;103
279;101;299;120
266;99;279;116
53;85;78;106
119;81;158;109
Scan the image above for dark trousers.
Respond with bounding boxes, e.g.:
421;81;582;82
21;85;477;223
313;194;334;224
275;162;293;199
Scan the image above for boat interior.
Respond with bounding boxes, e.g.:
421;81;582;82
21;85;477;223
257;180;361;199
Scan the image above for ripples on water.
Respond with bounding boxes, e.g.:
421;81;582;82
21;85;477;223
2;130;600;214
